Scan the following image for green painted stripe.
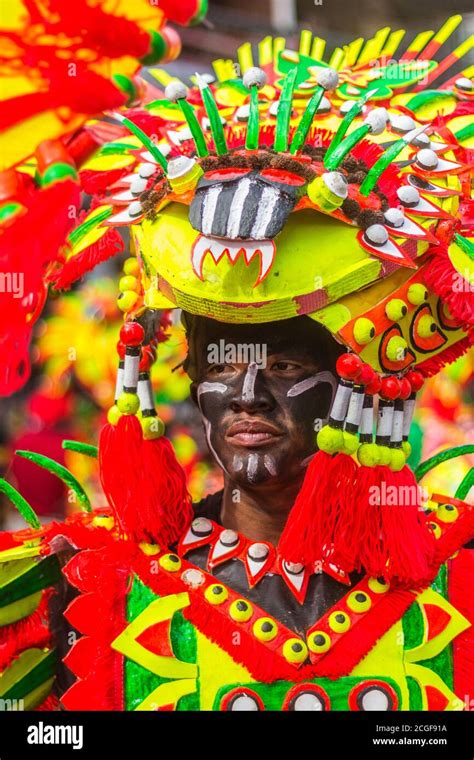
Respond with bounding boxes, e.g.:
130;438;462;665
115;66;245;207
0;555;61;609
1;649;56;701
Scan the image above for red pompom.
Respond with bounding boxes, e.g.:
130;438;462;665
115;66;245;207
336;353;362;381
364;373;381;395
406;370;424;392
357;363;376;386
380;376;401;400
120;321;144;347
399;377;412;400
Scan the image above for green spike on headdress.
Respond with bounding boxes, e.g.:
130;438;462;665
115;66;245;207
274;67;298;152
290;86;325;154
62;440;98;458
324;89;377;161
324;123;371;170
195;72;228;156
454;233;474;260
15;450;92;513
243;68;267;151
359;125;428;196
0;479;41;530
164;82;209;158
110;113;168;172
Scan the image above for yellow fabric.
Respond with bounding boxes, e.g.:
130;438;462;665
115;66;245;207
195;629;254;711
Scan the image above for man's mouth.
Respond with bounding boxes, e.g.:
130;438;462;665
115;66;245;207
225;419;283;448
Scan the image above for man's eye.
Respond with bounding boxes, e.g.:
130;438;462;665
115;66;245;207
208;364;232;375
271;361;301;372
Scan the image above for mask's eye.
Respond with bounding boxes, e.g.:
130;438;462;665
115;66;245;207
204;167;250;182
259;168;306;186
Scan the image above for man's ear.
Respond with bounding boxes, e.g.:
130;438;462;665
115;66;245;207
190;382;199;406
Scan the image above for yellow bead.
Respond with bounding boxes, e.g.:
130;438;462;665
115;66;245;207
353;317;376;345
417;314;437;338
385;298;408;322
307;175;345;212
159;553;182;571
107;404;122;425
368;577;390;594
342;431;359;455
390;448;406;472
139;542;161;556
328;611;351;633
119;275;139;293
117;392;140;415
307;630;331;654
402;441;412;458
282;638;308;664
378;446;392;466
229;599;253;622
407;283;428;306
428;521;442;539
123;257;140;276
386;335;408;362
253;617;278;642
92;515;115;531
436;503;459;523
204;583;228;604
141;415;165;440
357;443;380;467
117;290;139;312
317;425;344;454
347;590;372;613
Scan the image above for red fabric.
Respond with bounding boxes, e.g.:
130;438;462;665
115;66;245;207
449;549;474;705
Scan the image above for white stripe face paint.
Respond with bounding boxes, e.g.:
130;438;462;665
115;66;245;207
226;177;253;238
263;454;277;476
250;185;280;238
201;184;223;235
246;453;259;482
198;381;227;396
287;371;337;400
241;362;258;403
233;455;243;472
197;381;229;474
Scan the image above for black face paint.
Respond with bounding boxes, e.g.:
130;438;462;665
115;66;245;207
189;317;340;488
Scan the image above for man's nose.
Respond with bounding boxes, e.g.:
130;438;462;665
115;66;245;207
229;362;275;413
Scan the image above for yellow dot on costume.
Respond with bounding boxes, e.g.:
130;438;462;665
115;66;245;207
141;415;165;439
92;515;115;531
368;577;390;594
229;599;253;622
378;446;392;466
119;275;139;293
385;298;408;321
117;290;139;312
123;257;140;276
407;283;428;305
436;503;459;523
107;404;122;425
347;590;372;613
204;583;229;604
417;314;437;338
282;638;308;664
402;441;412;458
390;448;406;472
317;425;344;454
428;521;442;539
342;431;359;454
353;317;376;345
117;392;140;415
358;443;379;467
328;611;351;633
386;335;408;361
140;542;161;556
253;617;278;641
307;630;331;653
159;553;182;571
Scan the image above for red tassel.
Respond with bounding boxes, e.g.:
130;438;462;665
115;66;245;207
416;333;474;378
424;244;474;329
278;451;357;565
51;227;124;290
99;415;193;547
449;549;474;703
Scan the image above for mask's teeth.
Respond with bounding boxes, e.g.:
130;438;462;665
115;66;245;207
191;235;213;279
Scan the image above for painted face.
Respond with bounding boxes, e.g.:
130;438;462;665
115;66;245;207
189;316;339;488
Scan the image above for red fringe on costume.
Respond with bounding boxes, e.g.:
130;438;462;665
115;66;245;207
449;548;474;703
424;244;474;329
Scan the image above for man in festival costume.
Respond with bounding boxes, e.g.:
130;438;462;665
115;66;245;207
1;14;473;711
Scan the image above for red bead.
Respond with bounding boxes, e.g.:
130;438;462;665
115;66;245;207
336;353;363;381
380;376;401;400
120;321;144;347
406;370;424;392
357;363;376;386
365;373;381;395
139;352;153;371
116;340;126;360
399;377;412;400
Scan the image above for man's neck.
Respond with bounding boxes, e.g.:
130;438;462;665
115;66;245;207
220;476;303;546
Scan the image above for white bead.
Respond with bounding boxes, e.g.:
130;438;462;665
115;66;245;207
317;96;331;113
323;171;348;199
165;81;188;102
315;67;339;91
416;148;439;169
397;185;420;206
365;224;388;246
384;207;405;228
340;99;356;114
130;176;147;194
364;108;387;135
390;113;416;133
128;200;143;217
139;163;156;178
235;104;250;121
181;568;205;588
242;66;267;89
411;132;430;149
455;77;473;91
167;155;196;180
248;543;269;560
269;100;279;116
